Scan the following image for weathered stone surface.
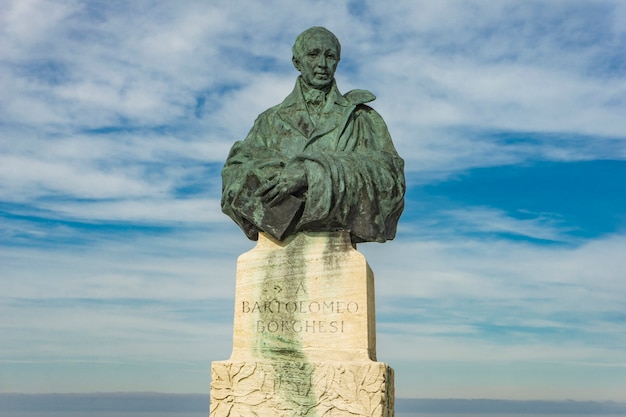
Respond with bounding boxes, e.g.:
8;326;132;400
230;231;376;362
210;361;394;417
210;231;394;417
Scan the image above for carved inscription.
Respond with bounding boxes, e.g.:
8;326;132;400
242;300;360;334
256;319;345;333
242;300;359;314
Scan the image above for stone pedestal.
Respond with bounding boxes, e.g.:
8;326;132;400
210;231;394;417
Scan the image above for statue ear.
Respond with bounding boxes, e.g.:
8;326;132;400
292;56;301;71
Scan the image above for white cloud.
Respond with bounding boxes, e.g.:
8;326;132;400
362;234;626;335
0;128;228;204
2;227;624;396
0;228;249;300
3;0;624;189
0;154;156;200
0;0;78;47
439;206;572;241
41;198;223;223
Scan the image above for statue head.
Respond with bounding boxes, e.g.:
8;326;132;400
292;27;341;89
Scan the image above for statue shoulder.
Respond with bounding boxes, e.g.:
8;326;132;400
249;103;281;129
346;92;392;138
343;89;376;105
258;103;282;119
344;89;385;123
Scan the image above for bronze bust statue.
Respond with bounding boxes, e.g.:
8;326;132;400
221;27;405;243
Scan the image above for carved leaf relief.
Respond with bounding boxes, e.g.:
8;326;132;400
210;361;391;417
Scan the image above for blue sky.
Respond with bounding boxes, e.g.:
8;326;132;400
1;0;625;402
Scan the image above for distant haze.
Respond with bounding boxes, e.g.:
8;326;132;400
1;394;626;416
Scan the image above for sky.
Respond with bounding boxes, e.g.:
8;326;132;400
1;0;625;402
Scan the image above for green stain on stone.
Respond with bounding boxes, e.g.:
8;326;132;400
256;237;320;414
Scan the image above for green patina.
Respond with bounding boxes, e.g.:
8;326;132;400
221;26;405;246
257;236;319;414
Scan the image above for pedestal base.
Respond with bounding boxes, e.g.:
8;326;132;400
210;360;394;417
211;232;395;416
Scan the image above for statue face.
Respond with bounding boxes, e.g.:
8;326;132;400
294;33;339;89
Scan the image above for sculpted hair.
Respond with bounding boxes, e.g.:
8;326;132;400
292;27;341;62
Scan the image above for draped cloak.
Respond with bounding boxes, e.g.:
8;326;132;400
221;78;405;243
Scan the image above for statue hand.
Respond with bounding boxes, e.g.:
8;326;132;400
255;162;307;207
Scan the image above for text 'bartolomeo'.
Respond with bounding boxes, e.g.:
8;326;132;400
242;300;360;334
242;300;359;314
